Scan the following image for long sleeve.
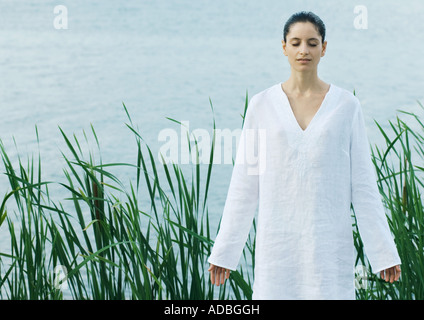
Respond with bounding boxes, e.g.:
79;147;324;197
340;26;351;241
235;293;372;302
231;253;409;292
350;98;401;274
207;97;260;271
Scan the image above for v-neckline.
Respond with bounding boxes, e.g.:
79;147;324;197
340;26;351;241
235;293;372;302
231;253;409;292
279;82;333;134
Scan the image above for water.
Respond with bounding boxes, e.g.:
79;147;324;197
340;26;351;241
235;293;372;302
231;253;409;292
1;0;424;255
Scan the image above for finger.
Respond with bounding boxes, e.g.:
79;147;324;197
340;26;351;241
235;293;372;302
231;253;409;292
226;269;231;279
389;268;395;283
213;267;221;286
393;266;399;282
215;268;221;286
395;266;401;281
220;268;226;285
380;270;384;280
392;267;397;283
384;268;391;283
210;266;215;285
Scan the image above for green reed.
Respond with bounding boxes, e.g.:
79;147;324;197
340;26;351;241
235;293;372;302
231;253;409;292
0;97;253;300
0;95;423;300
354;101;424;300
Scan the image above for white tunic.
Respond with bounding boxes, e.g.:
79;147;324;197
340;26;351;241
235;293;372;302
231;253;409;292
208;82;401;300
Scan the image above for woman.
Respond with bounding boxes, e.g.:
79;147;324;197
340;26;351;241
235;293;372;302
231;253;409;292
207;11;401;299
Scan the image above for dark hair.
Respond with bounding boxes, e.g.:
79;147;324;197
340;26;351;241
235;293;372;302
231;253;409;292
283;11;326;43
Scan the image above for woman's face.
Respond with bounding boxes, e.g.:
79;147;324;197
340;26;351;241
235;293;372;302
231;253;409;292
282;22;327;72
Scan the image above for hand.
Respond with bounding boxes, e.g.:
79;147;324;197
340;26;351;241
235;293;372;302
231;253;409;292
380;265;401;283
208;263;231;286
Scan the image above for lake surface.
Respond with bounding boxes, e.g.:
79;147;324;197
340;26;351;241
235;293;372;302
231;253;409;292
1;0;424;254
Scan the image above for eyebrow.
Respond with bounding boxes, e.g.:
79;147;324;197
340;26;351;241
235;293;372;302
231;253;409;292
289;37;320;41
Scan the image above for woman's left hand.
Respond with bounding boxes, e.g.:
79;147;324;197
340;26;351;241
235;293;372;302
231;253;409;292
380;265;401;283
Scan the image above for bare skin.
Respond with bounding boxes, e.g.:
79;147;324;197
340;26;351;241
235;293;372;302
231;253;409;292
209;21;401;287
208;264;230;286
380;265;401;283
208;263;401;286
281;81;330;131
281;21;330;131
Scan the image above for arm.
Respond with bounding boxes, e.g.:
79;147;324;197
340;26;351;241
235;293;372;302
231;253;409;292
207;97;260;284
350;98;401;280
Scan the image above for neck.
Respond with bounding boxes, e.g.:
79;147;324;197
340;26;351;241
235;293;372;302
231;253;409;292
284;69;325;94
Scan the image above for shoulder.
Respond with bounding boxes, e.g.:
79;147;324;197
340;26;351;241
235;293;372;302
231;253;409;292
331;84;362;116
241;84;278;126
247;83;281;111
331;84;360;104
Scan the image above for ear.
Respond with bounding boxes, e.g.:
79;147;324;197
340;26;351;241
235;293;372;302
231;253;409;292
281;40;288;56
321;40;327;57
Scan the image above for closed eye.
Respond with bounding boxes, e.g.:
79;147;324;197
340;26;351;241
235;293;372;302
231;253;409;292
291;43;318;47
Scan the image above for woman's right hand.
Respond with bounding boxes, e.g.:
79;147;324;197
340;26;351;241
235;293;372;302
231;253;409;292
208;263;231;286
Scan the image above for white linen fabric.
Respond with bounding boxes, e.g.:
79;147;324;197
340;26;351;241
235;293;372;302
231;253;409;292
208;82;401;300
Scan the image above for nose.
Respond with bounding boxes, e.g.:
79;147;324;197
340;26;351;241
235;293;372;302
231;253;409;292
299;44;309;55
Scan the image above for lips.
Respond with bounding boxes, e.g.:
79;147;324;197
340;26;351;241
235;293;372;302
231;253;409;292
297;59;311;64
